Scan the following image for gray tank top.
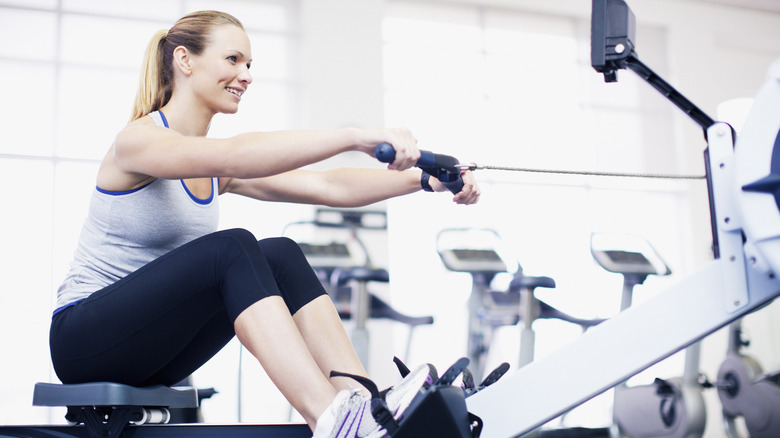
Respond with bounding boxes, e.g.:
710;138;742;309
55;111;219;313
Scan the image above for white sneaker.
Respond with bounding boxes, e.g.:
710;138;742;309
313;388;385;438
384;364;432;420
314;364;432;438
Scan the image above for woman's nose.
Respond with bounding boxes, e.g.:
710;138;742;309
239;67;253;85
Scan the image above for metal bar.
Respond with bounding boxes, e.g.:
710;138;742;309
623;55;716;132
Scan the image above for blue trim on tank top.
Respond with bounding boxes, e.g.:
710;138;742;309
158;110;214;204
180;179;215;205
96;180;154;195
158;110;169;128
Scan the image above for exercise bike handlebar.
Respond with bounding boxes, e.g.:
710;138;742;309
374;142;465;194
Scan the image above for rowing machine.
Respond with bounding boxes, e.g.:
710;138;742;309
467;1;780;436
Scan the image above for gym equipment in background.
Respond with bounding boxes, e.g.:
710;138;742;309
591;232;707;438
437;227;605;381
716;320;780;438
284;208;434;367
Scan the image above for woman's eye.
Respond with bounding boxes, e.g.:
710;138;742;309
227;56;237;63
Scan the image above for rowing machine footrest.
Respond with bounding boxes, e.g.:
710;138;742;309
393;385;482;438
33;382;199;438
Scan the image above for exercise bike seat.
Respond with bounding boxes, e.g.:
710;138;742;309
538;300;605;329
506;273;604;330
508;274;556;291
367;294;435;326
331;266;389;286
331;266;434;327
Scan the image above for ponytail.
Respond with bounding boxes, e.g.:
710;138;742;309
129;29;169;122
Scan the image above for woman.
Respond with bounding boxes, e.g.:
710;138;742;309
49;10;479;438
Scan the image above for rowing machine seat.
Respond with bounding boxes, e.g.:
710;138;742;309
33;382;198;438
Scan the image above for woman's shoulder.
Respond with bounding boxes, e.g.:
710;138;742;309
130;114;155;125
115;113;176;147
123;113;158;131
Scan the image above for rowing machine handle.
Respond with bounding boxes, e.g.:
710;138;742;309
374;142;464;194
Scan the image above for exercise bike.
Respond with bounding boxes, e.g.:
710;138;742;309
591;232;780;438
436;227;606;381
716;318;780;438
282;208;435;368
590;232;707;438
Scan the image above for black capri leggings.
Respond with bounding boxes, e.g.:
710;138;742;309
49;228;326;387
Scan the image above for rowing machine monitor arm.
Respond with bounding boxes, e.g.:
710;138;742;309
591;0;722;257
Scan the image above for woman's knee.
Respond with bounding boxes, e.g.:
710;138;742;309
215;228;258;246
257;237;325;314
258;237;313;268
212;228;266;261
218;232;309;266
258;236;303;256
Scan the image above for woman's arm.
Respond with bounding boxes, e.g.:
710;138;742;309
223;168;422;208
112;121;421;181
223;168;480;207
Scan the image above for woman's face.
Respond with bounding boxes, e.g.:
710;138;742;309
190;24;253;115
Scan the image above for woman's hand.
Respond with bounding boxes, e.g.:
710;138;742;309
429;170;481;205
351;127;420;171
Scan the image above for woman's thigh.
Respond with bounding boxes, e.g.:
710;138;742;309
49;229;278;385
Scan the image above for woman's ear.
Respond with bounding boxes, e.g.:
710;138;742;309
172;45;193;76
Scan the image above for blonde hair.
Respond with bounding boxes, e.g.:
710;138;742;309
129;11;244;122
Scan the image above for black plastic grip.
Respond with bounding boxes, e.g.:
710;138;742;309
375;142;396;163
374;142;465;194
